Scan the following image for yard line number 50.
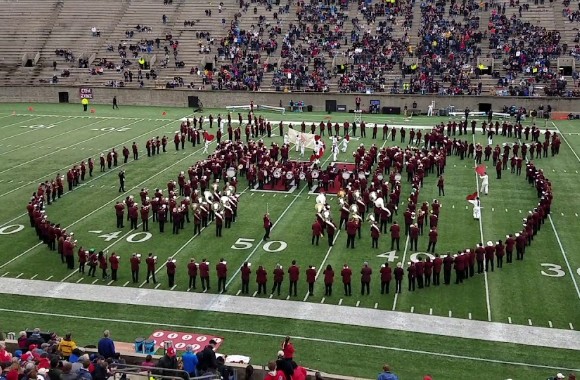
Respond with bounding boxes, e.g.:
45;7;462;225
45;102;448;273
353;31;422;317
231;237;287;253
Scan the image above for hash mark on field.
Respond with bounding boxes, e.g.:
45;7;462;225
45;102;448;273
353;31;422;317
508;317;512;324
519;210;522;213
251;193;254;196
491;207;494;212
468;313;472;320
576;213;578;217
273;194;276;197
528;319;533;326
356;301;360;307
261;194;264;197
307;196;310;199
91;279;98;284
236;290;241;296
465;205;467;209
571;323;575;330
107;280;114;286
338;298;343;305
15;273;23;279
429;308;433;315
252;291;257;297
448;310;452;318
374;303;378;309
286;295;290;300
321;298;325;304
123;281;129;287
548;321;553;328
410;306;414;313
30;274;38;280
171;285;177;291
1;272;9;278
285;195;288;198
452;205;455;209
154;283;161;289
561;213;564;216
269;294;273;299
45;275;52;280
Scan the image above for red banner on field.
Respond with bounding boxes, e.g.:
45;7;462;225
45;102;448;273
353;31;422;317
466;191;478;201
475;165;486;176
148;330;224;352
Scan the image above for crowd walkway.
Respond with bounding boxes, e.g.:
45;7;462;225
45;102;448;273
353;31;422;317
1;277;578;351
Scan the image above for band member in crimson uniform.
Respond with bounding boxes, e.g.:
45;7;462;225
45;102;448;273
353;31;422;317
166;258;177;288
145;253;157;284
88;158;94;177
88;249;98;277
306;265;316;296
129;203;138;230
407;262;416;291
158;205;167;233
256;265;267;295
391;262;402;293
215;210;223;237
475;243;485;274
109;252;120;281
370;221;380;248
263;213;272;241
63;236;76;270
199;259;210;291
311;219;322;246
323;264;334;296
432;254;443;286
415;257;424;289
346;218;358;249
132;142;139;160
325;218;336;247
505;234;515;263
187;259;198;289
424;257;433;287
130;253;141;283
380;262;392;294
495;240;505;269
454;254;465;284
485;241;495;272
427;227;438;253
240;262;251;294
98;251;108;280
272;264;283;296
360;262;372;295
341;263;352;296
78;248;88;274
140;204;150;231
443;253;453;285
216;258;228;293
114;201;125;228
389;221;401;250
288;260;300;296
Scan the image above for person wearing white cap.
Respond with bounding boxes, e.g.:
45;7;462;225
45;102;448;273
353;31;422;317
479;172;489;195
485;241;495;272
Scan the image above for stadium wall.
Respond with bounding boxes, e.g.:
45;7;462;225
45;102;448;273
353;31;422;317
1;86;579;114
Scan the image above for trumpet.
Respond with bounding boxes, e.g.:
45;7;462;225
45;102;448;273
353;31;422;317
353;189;362;202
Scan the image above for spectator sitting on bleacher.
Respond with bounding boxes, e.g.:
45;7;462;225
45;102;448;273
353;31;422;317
0;343;12;363
27;329;45;347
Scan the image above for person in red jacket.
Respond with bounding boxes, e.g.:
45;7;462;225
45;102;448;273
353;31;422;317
288;260;300;296
263;213;272;241
146;253;157;284
370;221;380;248
256;265;267;295
240;262;251;294
199;259;210;291
188;258;198;289
390;221;401;250
306;265;316;296
216;258;228;293
485;241;495;272
495;240;505;269
341;263;352;296
98;251;108;280
415;257;424;289
311;219;322;246
109;252;120;281
432;254;443;286
78;248;88;274
505;234;515;263
427;227;438;253
394;262;404;293
475;243;485;274
323;264;334;296
272;264;283;296
360;262;372;295
130;253;141;283
380;262;392;294
346;219;358;249
409;223;419;251
454;253;465;284
407;262;416;291
166;258;177;288
114;201;125;229
424;256;433;287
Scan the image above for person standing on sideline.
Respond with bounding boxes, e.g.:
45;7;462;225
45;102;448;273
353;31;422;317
394;262;404;293
341;263;352;296
113;96;119;109
81;98;89;111
166;257;177;288
118;170;126;192
145;253;157;284
323;264;334;296
360;262;372;295
263;213;272;241
377;364;399;380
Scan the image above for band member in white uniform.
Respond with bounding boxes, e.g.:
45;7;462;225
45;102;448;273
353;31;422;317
341;136;349;153
468;197;481;220
479;172;489;195
332;142;339;162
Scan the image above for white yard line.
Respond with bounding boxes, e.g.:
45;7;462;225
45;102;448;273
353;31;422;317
0;115;43;130
548;214;580;301
391;235;410;311
1;139;211;270
1;116;85;142
552;122;580;162
472;135;492;322
0;114;192;199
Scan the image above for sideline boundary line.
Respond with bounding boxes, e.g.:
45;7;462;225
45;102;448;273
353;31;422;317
0;307;577;372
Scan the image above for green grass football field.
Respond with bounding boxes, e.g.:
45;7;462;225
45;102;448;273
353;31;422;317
0;102;579;378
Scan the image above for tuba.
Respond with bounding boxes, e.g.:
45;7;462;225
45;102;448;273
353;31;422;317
367;214;375;223
374;197;385;210
204;190;213;203
369;191;378;202
212;201;222;212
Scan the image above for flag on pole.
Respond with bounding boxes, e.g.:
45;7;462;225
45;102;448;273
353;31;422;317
475;165;486;176
466;191;478;201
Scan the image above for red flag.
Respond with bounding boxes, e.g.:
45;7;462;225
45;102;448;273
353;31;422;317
475;165;486;176
466;192;478;201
